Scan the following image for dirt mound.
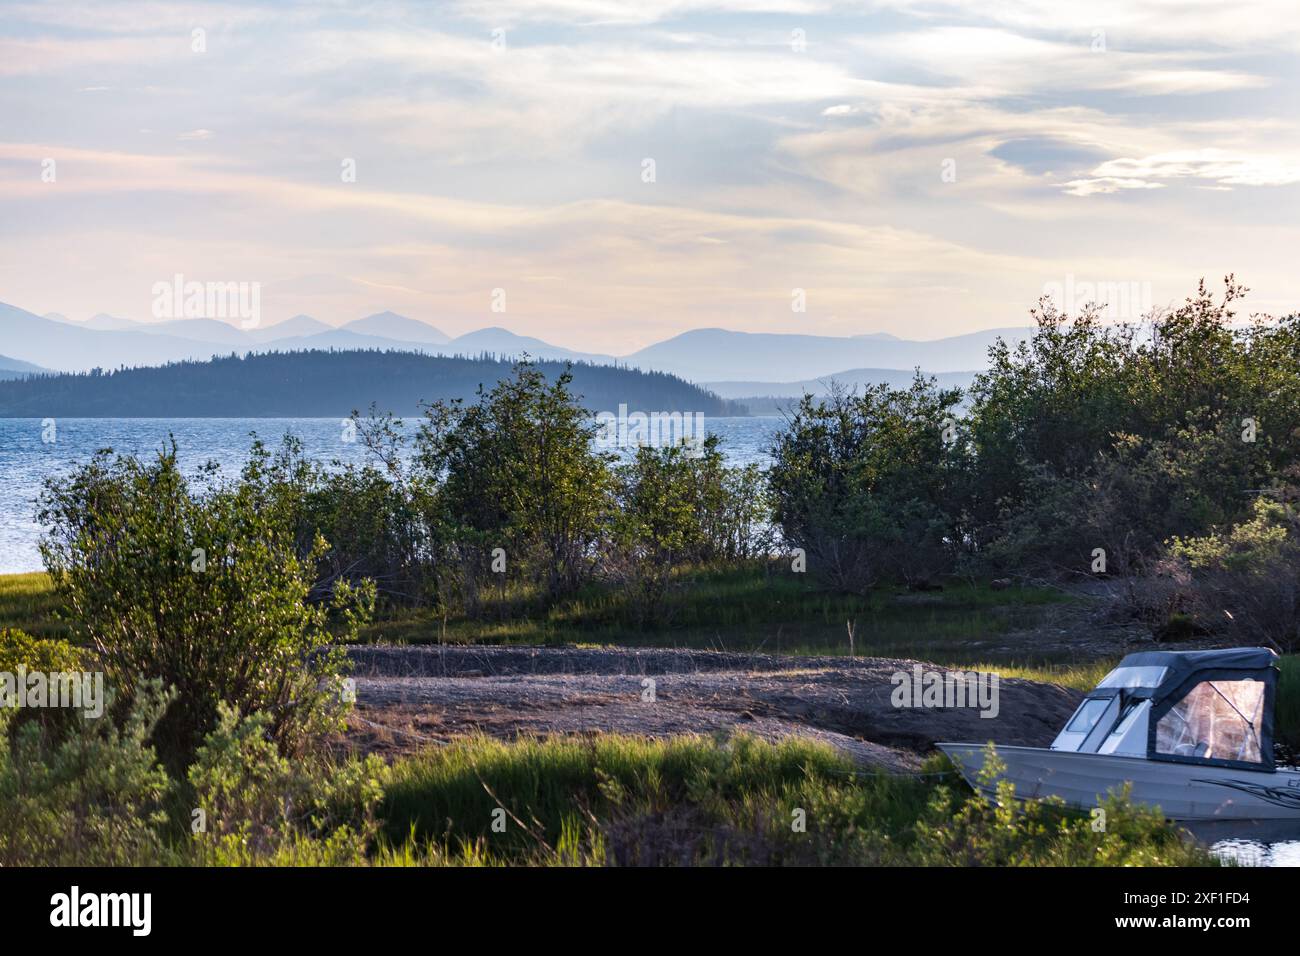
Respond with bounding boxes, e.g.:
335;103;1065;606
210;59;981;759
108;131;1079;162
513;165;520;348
344;645;1082;772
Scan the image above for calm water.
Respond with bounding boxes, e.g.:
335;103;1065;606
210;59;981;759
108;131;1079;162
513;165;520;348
0;416;782;575
1184;821;1300;867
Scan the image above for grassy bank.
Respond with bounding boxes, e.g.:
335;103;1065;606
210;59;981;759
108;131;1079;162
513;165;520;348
370;733;1216;867
0;709;1218;866
354;566;1077;666
0;566;1077;659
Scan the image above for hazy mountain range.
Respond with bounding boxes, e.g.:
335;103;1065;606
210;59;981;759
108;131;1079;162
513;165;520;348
2;301;1029;385
0;353;49;381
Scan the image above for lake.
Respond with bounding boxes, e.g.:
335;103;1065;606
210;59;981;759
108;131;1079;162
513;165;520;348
0;416;784;574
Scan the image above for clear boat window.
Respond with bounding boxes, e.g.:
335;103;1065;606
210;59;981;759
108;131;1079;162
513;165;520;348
1155;679;1265;764
1066;698;1110;734
1097;665;1168;689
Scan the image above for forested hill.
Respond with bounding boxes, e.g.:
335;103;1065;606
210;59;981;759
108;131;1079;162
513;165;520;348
0;350;747;417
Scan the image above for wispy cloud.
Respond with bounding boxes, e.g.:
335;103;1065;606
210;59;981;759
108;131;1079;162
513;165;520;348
2;0;1298;348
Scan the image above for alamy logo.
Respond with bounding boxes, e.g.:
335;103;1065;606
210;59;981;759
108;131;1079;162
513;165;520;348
0;668;103;718
890;664;1000;718
151;273;261;328
594;405;706;457
50;886;151;936
1041;275;1152;321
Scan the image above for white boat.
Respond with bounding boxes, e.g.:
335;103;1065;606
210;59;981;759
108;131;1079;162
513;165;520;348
938;647;1300;821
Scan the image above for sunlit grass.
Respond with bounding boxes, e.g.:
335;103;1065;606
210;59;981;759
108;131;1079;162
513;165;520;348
0;571;65;640
975;660;1116;692
374;732;1214;867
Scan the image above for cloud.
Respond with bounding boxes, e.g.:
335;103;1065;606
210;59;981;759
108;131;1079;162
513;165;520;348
451;0;843;26
867;0;1300;53
1091;150;1300;187
850;26;1269;99
2;0;1298;349
1061;177;1165;196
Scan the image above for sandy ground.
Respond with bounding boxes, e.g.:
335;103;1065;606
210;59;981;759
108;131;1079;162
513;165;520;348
343;645;1083;771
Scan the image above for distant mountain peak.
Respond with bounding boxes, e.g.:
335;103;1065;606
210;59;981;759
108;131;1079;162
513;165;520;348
84;313;140;331
248;313;332;344
342;311;450;345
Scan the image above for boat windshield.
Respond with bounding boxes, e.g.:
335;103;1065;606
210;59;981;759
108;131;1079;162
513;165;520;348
1065;698;1110;734
1097;665;1168;689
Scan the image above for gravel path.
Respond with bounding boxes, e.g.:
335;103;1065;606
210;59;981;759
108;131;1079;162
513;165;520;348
343;645;1083;772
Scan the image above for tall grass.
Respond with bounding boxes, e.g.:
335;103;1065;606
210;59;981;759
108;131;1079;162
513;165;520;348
979;660;1116;691
377;733;1213;866
381;732;920;858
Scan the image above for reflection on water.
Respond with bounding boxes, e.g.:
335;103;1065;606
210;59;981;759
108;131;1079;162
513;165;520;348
1182;820;1300;867
1210;839;1300;866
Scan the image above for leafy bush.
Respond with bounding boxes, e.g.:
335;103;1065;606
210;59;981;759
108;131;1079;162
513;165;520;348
264;420;443;607
676;435;774;564
0;628;87;738
416;362;615;604
768;377;963;592
1136;498;1300;649
39;444;373;768
0;627;83;674
0;680;177;866
604;444;701;625
910;747;1212;866
966;277;1300;574
187;703;388;865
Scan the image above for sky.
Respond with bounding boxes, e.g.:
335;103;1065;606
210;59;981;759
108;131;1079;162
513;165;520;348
1;0;1298;354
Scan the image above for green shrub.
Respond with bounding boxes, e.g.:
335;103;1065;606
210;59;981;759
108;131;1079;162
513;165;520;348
0;628;89;739
0;627;83;674
967;277;1300;574
39;443;373;768
605;444;704;625
767;378;963;592
1134;498;1300;649
416;361;615;604
910;747;1214;866
0;680;176;866
187;703;388;865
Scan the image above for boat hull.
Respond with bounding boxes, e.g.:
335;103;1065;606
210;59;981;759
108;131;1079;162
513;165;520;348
936;742;1300;821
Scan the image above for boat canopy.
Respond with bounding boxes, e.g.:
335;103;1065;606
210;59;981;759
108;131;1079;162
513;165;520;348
1093;647;1279;771
1103;648;1278;704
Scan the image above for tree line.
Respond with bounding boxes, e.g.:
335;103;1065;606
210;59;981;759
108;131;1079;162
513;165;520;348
0;348;745;417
